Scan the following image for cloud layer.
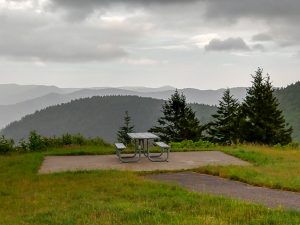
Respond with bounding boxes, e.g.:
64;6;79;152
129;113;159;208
0;0;300;63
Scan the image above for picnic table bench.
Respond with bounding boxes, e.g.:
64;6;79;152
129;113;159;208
115;132;170;163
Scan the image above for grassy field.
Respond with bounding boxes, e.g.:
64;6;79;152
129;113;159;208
0;145;300;224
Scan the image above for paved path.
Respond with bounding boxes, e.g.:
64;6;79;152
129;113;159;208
39;151;249;174
147;172;300;210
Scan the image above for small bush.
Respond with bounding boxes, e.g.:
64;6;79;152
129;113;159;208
27;131;46;151
274;142;299;150
0;135;14;154
285;142;299;149
62;133;72;145
43;136;63;148
71;134;86;146
18;139;28;151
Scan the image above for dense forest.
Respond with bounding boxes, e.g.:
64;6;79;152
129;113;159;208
0;96;216;142
275;82;300;142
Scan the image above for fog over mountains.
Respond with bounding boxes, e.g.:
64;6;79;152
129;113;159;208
0;84;247;129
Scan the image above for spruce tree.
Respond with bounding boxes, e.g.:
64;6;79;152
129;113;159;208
239;68;292;145
117;111;134;145
149;90;202;142
208;88;240;144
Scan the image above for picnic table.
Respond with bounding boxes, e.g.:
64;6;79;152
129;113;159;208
115;132;170;163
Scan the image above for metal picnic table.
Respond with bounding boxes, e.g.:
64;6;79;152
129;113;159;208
115;132;170;163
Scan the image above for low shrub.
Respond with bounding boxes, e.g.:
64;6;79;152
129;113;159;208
62;133;73;145
274;142;299;150
17;131;111;152
71;134;85;146
171;140;216;149
285;142;299;149
43;136;63;148
29;131;47;151
0;135;14;154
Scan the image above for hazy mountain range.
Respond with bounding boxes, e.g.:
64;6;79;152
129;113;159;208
1;82;299;143
0;84;247;129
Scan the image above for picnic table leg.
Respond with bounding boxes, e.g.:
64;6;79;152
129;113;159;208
146;143;169;162
116;140;141;163
143;139;149;157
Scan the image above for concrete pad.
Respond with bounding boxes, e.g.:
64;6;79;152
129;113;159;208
39;151;250;174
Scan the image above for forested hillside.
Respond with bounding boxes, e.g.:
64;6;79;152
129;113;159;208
1;96;217;142
275;82;300;142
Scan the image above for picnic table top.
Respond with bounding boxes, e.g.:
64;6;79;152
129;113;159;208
127;132;159;139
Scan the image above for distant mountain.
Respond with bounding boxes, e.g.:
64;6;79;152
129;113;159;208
0;84;78;105
0;96;217;142
0;84;175;105
275;82;300;143
0;88;147;129
0;86;247;129
142;87;247;105
117;86;176;92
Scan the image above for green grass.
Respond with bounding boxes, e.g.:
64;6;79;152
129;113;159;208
193;145;300;192
1;145;300;224
44;145;115;156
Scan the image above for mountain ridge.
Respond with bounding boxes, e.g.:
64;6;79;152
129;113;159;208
0;96;217;142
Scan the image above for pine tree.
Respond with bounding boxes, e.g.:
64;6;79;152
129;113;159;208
208;88;240;144
117;111;134;145
149;90;202;142
239;68;292;145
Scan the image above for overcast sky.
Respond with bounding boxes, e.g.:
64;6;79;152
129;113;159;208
0;0;300;89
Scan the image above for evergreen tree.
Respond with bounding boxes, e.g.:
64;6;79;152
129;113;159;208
208;88;240;144
239;68;292;145
117;111;134;145
149;90;202;142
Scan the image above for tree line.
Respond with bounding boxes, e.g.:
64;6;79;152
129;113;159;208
118;68;292;145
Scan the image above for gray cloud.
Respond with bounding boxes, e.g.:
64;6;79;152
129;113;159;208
48;0;198;20
47;0;300;48
203;0;300;47
252;33;273;42
1;0;300;64
252;44;265;51
0;8;147;63
203;0;300;22
205;38;250;52
48;0;300;23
